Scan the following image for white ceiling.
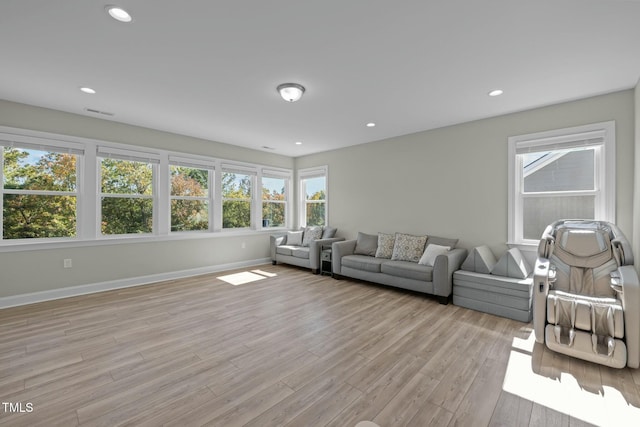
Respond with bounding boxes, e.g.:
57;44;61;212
1;1;639;157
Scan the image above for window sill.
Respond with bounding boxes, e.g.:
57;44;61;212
0;228;283;253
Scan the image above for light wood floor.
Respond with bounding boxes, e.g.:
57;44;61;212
1;264;639;427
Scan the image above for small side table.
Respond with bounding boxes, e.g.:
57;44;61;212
320;246;332;276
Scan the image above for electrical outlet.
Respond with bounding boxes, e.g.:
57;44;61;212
241;241;246;249
64;259;72;268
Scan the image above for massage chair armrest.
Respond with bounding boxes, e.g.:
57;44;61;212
619;265;640;368
533;257;552;343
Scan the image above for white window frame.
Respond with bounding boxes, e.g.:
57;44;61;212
0;125;293;251
97;146;160;237
168;155;215;233
260;168;291;229
220;163;257;231
298;165;328;228
508;121;615;247
0;134;85;242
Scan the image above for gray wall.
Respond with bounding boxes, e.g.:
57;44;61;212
295;90;635;257
0;90;636;300
0;100;294;299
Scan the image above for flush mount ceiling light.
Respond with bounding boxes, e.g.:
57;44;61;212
295;141;303;145
80;87;96;94
106;5;133;22
366;122;376;128
277;83;305;102
488;89;504;97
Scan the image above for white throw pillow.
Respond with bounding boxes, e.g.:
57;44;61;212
286;230;303;246
418;244;451;266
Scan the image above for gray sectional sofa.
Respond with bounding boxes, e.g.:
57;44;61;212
270;226;344;274
332;232;467;304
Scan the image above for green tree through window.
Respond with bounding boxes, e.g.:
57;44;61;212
2;147;77;239
100;158;153;235
222;172;252;228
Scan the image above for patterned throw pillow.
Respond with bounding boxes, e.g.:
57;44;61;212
391;233;428;262
302;226;323;247
375;233;396;259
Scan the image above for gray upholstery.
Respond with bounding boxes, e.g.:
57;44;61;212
533;220;640;369
342;255;385;273
354;232;378;256
491;248;531;279
332;234;467;301
453;270;533;322
271;227;344;273
460;245;497;274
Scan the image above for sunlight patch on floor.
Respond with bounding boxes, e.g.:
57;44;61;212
251;269;278;277
217;271;267;286
503;330;640;427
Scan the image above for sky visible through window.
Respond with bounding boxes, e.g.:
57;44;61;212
262;177;285;195
305;176;325;198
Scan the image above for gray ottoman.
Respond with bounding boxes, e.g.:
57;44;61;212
453;270;533;322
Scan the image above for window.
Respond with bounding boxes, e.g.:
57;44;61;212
98;147;158;235
262;174;287;228
0;126;293;248
222;169;253;229
1;143;82;240
299;166;327;227
508;121;615;245
169;156;215;232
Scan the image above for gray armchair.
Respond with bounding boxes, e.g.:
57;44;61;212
533;220;640;368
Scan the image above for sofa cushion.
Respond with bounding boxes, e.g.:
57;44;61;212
491;248;531;279
354;232;378;256
302;226;323;246
391;233;427;262
286;231;303;246
322;226;337;238
419;244;451;266
427;235;459;249
292;247;310;259
461;245;497;274
342;255;386;273
375;233;395;259
276;245;299;256
381;260;433;282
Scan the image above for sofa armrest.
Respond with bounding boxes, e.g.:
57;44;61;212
308;237;345;270
332;240;357;274
619;265;640;368
432;248;467;298
270;233;287;261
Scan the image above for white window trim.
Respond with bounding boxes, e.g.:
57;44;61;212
298;165;328;228
0;137;83;241
168;157;215;234
0;126;292;250
261;168;291;230
507;121;615;248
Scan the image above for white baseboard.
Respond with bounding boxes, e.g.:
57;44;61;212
0;257;271;309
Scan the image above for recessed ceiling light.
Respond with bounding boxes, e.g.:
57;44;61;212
488;89;504;97
80;87;96;94
295;141;302;145
106;6;133;23
366;122;376;128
